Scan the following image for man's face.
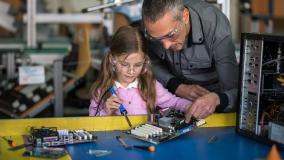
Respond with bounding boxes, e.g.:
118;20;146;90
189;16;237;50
144;8;190;51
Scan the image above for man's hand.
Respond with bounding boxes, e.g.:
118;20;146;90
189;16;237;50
185;92;220;123
176;84;210;101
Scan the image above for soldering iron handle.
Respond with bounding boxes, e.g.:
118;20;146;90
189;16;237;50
110;88;127;114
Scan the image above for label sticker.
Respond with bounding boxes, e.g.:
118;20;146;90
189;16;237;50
19;66;45;85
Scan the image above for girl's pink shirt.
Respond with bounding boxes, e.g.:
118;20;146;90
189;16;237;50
89;80;191;116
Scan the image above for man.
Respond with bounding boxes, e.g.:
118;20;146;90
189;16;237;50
142;0;238;122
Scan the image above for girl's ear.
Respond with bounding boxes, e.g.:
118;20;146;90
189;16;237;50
112;62;116;72
142;58;150;74
109;54;117;72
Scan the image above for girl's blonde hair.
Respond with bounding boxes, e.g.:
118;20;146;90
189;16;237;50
90;26;156;113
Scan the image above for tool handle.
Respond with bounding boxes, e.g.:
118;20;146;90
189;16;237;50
133;145;155;152
110;88;127;115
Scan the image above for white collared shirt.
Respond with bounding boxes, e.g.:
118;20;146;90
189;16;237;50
114;79;138;89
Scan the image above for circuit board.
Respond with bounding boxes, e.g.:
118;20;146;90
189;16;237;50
30;127;97;147
125;109;205;144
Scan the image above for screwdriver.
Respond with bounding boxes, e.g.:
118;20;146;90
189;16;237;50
116;136;155;152
133;145;155;152
110;88;132;128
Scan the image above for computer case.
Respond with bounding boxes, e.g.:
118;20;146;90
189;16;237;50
237;33;284;150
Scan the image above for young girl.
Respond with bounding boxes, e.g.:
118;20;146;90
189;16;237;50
89;26;191;116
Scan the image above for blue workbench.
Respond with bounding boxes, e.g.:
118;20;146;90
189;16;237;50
66;127;284;160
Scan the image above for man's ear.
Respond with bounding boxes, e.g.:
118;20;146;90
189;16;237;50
183;8;190;24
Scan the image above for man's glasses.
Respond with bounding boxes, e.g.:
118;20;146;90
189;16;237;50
144;20;183;42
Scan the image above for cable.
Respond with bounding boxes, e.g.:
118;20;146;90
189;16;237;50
94;87;112;116
263;57;284;66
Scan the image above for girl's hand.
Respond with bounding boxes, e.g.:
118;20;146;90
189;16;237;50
105;95;123;115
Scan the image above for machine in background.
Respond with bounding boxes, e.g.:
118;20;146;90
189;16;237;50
237;33;284;150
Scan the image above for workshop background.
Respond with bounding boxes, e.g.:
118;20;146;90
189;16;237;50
1;0;283;119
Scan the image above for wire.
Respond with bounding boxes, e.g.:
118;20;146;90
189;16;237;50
94;87;112;116
262;57;284;66
260;102;283;135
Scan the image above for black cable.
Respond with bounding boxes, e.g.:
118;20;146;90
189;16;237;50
94;87;112;116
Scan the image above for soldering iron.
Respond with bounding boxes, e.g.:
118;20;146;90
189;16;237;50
110;88;132;128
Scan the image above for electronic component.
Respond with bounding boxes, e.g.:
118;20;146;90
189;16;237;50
23;147;67;159
268;122;284;144
125;108;205;144
30;127;97;147
208;135;218;144
237;33;284;150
